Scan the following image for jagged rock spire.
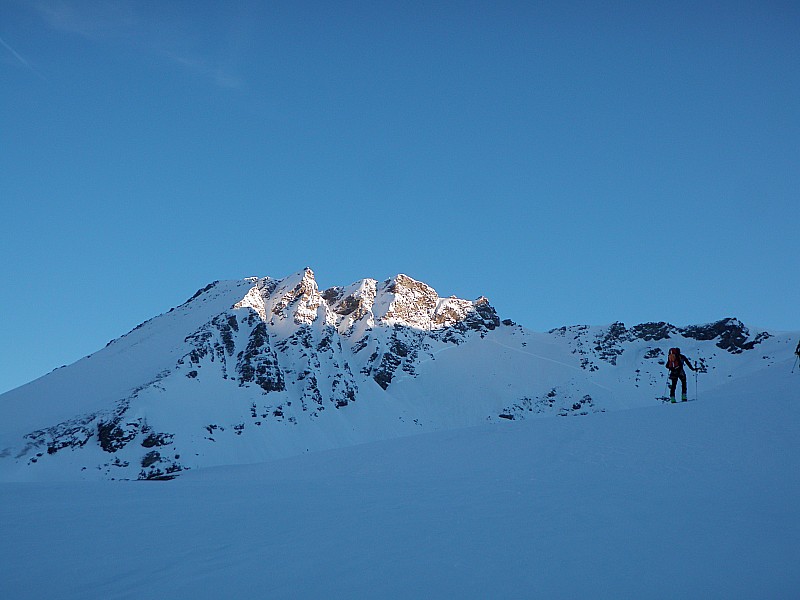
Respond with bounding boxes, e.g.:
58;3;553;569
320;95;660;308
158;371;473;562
234;269;499;333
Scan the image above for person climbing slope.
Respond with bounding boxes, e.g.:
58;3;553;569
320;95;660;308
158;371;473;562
794;340;800;373
666;347;697;403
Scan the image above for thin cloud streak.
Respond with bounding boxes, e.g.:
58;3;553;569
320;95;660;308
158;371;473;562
0;35;31;67
32;0;241;89
163;51;242;89
33;0;138;39
0;35;47;80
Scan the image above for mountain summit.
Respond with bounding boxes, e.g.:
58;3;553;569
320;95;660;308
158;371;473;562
0;269;793;481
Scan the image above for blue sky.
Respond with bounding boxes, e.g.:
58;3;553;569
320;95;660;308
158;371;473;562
1;0;798;394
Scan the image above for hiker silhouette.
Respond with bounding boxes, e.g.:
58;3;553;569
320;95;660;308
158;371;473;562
666;347;696;402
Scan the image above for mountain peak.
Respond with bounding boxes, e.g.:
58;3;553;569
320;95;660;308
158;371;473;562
0;266;795;482
231;270;494;333
322;278;378;327
376;274;439;328
264;268;323;325
386;273;428;291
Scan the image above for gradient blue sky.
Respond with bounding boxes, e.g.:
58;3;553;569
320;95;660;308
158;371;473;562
2;1;798;394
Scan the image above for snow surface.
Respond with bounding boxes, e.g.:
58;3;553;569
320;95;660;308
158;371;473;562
2;387;798;599
0;278;253;440
1;270;798;596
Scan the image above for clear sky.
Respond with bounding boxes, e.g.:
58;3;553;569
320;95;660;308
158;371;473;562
1;0;798;394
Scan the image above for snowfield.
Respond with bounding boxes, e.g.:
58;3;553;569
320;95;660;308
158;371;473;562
2;382;798;599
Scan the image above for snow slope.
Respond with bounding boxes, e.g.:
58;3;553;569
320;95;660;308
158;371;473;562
1;386;798;599
1;268;797;596
0;268;796;481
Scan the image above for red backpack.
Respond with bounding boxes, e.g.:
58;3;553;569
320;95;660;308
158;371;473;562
667;348;682;369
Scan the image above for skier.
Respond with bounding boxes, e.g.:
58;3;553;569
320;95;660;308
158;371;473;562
794;340;800;373
666;347;696;403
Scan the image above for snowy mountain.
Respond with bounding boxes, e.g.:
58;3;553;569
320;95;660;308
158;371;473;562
0;267;796;481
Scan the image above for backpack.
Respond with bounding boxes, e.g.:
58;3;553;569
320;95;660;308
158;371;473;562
667;348;682;370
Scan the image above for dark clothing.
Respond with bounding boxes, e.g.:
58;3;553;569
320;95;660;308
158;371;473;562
796;340;800;357
667;353;695;398
666;352;696;375
669;370;688;397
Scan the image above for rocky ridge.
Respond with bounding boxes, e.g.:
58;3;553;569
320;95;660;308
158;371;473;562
0;269;791;481
550;317;773;371
3;268;503;479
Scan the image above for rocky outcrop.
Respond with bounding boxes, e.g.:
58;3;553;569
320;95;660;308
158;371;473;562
681;318;771;354
378;275;439;328
237;322;285;393
552;317;772;370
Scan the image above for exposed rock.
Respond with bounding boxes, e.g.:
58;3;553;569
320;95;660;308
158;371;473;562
184;281;219;305
630;322;676;341
141;450;161;468
379;274;438;328
681;318;771;354
236;323;285;393
141;432;174;448
97;412;141;453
